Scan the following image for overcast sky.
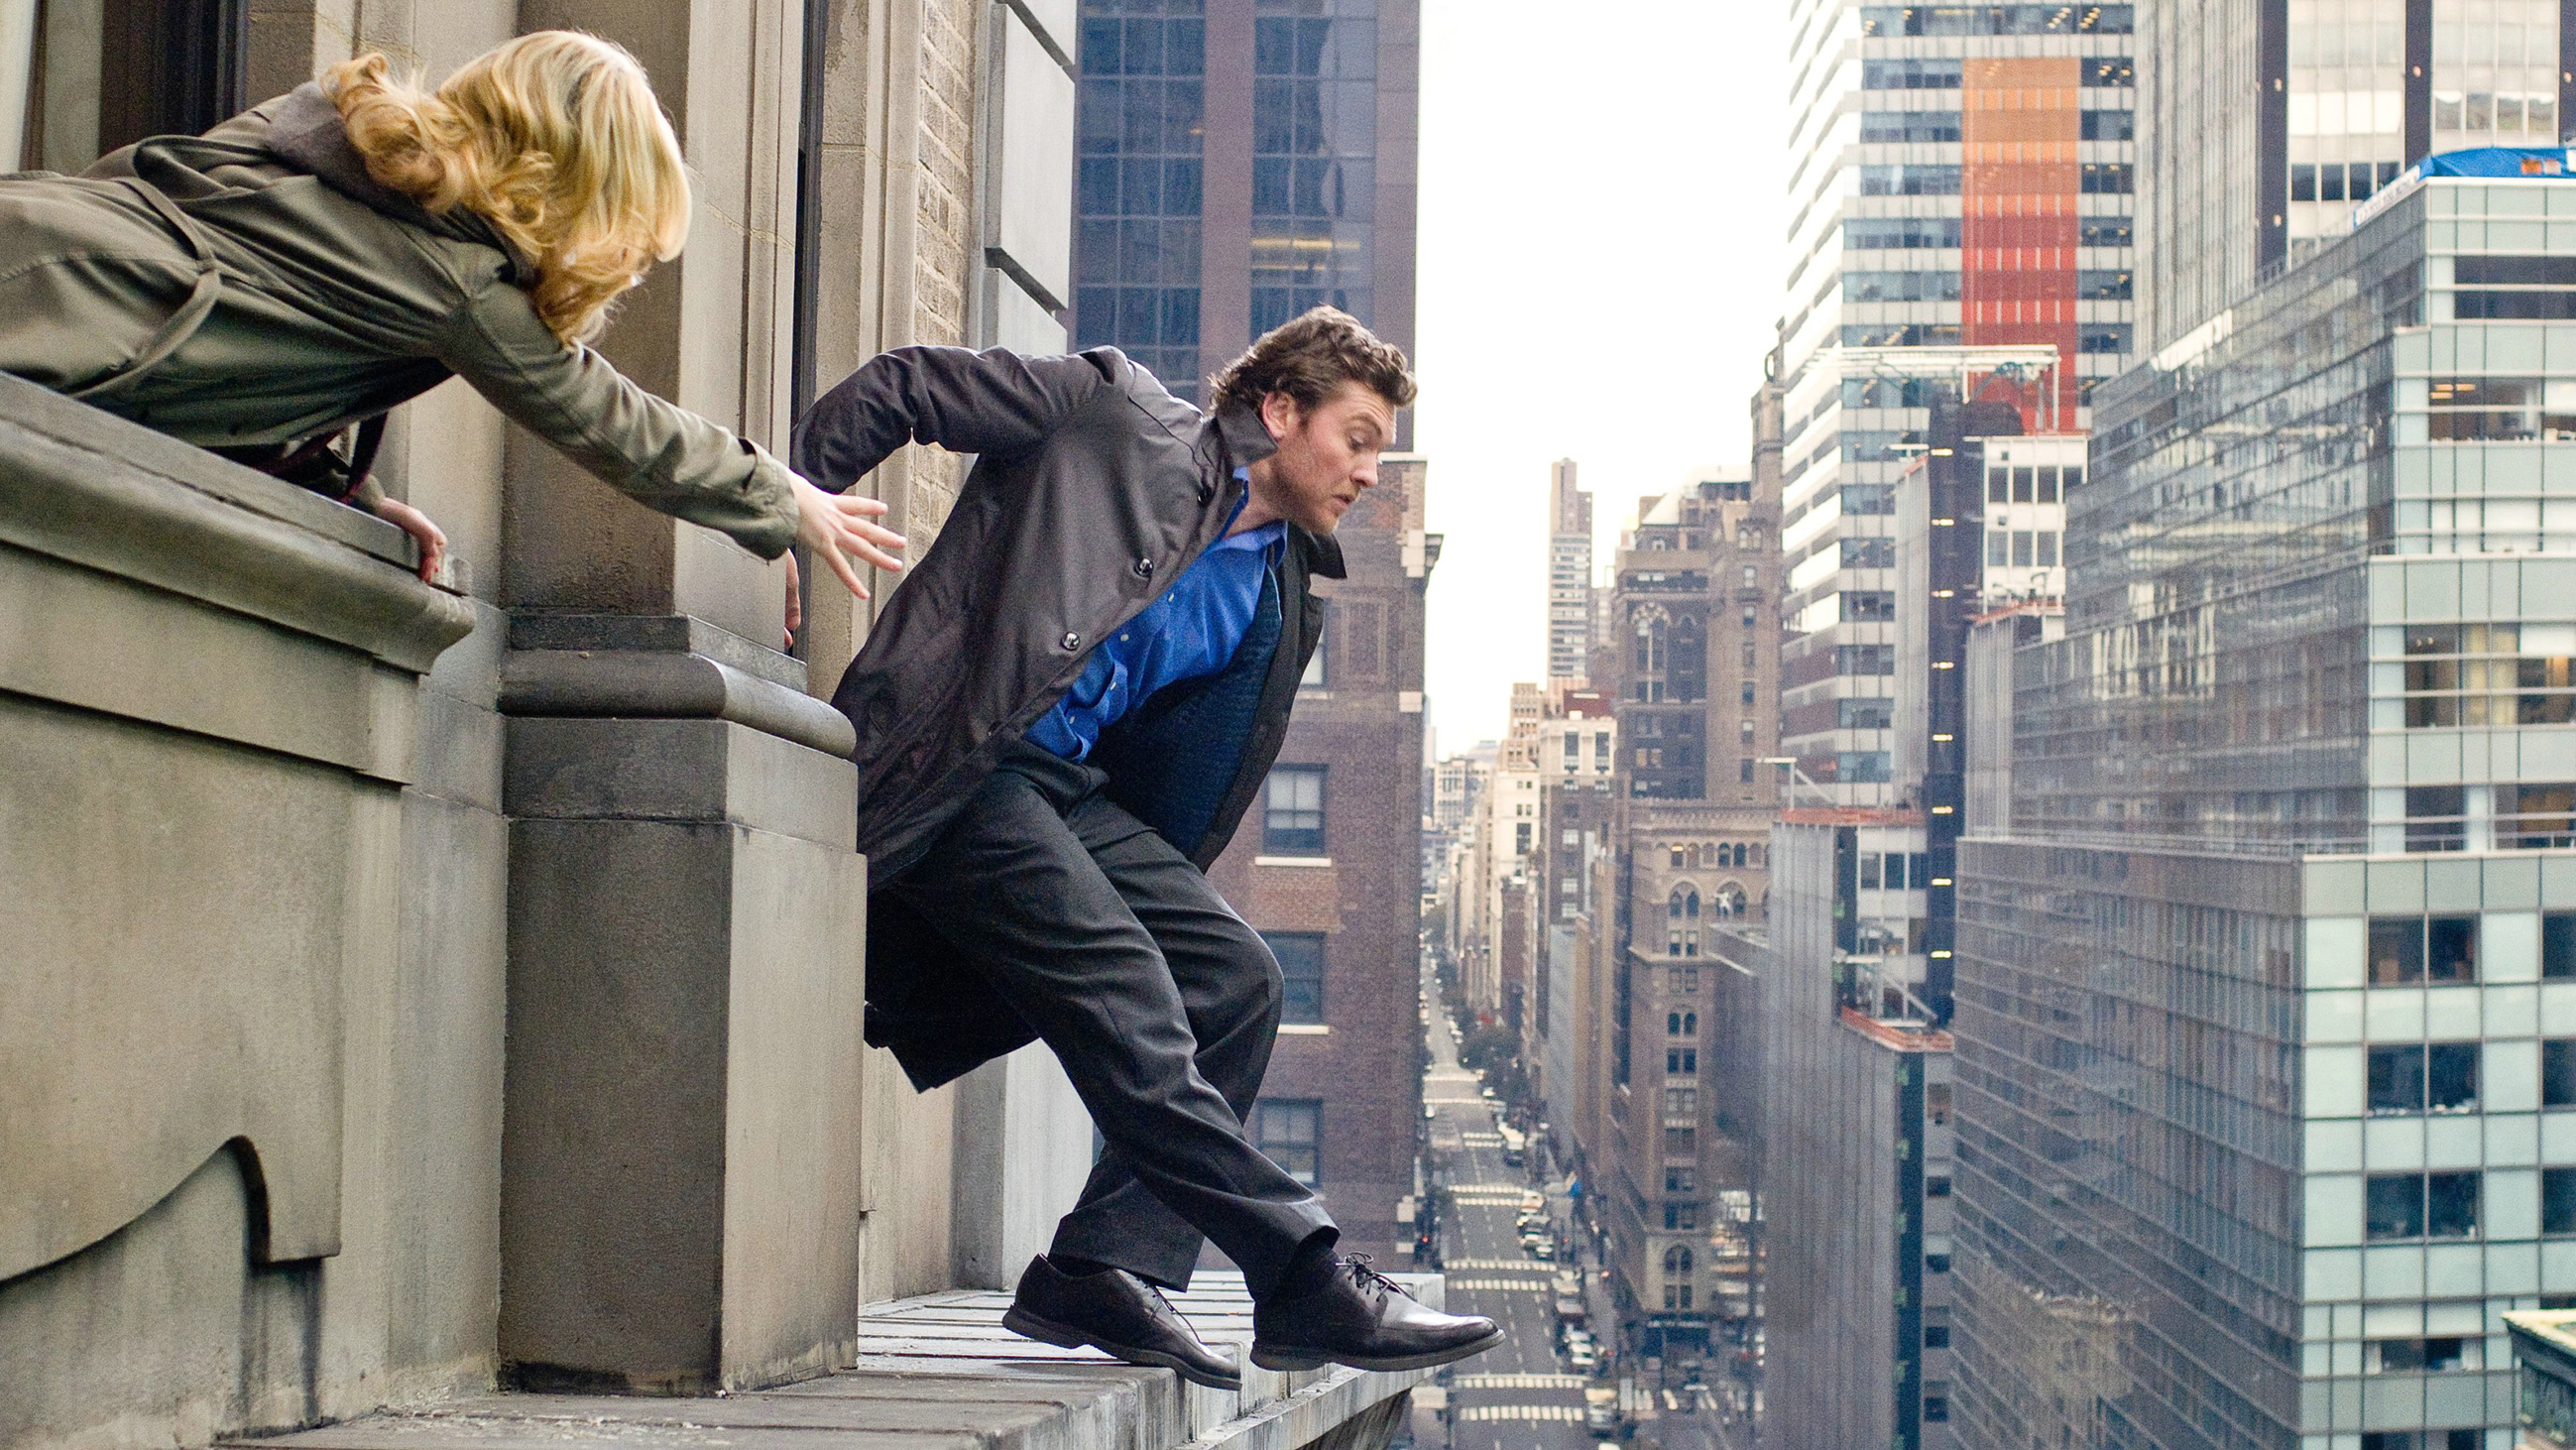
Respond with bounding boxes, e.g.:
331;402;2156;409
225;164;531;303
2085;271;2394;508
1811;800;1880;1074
1412;3;1790;756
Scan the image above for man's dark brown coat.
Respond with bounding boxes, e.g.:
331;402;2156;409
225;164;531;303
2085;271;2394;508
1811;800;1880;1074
790;345;1341;1087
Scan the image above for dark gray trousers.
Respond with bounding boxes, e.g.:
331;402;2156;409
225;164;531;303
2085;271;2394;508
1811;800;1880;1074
885;743;1337;1294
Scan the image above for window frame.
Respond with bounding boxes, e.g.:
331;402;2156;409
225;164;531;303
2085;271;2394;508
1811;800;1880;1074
1262;931;1328;1026
1262;765;1327;856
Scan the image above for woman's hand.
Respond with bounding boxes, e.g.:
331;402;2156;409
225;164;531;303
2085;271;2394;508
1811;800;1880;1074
796;480;906;601
373;496;448;583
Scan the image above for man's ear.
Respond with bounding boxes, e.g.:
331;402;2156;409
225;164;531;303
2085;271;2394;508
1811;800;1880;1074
1259;390;1303;442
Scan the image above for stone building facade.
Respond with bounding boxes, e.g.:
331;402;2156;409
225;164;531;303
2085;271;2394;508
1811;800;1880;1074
0;0;1144;1442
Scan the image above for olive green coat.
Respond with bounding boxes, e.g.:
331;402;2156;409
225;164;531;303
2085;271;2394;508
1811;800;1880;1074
0;84;798;556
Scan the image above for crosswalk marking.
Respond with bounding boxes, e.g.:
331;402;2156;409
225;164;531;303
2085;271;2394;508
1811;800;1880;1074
1444;1277;1557;1291
1453;1374;1588;1390
1440;1257;1556;1270
1455;1405;1586;1423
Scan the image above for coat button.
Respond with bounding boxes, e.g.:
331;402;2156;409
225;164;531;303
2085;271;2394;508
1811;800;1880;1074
1061;631;1082;650
1197;482;1215;505
1134;556;1156;578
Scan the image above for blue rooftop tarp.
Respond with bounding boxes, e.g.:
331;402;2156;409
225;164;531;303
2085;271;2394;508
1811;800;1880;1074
2414;147;2575;179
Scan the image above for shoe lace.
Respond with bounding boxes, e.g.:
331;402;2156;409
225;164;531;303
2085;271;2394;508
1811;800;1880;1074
1341;1253;1409;1301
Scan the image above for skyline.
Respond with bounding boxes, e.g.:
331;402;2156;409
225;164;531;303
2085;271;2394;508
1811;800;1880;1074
1413;2;1789;753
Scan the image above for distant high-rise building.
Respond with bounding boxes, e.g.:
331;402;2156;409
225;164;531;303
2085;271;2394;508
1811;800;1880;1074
1549;459;1595;686
1070;0;1419;416
2142;0;2574;351
1776;0;2137;805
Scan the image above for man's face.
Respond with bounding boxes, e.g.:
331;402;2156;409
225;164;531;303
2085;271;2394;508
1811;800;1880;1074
1252;381;1396;535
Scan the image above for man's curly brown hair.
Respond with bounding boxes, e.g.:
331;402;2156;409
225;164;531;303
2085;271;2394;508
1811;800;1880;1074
1207;306;1418;418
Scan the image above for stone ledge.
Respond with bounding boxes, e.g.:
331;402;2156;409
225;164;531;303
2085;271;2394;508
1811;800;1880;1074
238;1274;1434;1450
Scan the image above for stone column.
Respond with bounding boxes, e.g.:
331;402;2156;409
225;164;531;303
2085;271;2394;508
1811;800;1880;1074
490;0;871;1393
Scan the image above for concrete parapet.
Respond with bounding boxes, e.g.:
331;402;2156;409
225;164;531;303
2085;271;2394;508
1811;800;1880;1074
246;1273;1438;1450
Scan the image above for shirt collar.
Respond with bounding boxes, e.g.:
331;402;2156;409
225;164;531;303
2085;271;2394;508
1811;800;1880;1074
1210;468;1285;554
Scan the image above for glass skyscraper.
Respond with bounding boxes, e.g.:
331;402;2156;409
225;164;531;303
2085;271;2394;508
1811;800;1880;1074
1955;170;2576;1450
1777;0;2138;807
1071;0;1410;406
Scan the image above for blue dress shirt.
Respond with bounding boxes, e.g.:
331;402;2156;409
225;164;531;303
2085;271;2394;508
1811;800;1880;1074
1027;476;1287;761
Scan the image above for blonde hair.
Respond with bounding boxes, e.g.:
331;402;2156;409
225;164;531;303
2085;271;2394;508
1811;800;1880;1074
322;32;691;345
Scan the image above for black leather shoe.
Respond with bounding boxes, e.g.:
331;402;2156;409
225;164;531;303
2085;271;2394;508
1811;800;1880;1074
1002;1255;1241;1390
1251;1255;1504;1373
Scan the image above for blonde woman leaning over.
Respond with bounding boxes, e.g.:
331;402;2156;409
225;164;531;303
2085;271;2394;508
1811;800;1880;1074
0;31;899;596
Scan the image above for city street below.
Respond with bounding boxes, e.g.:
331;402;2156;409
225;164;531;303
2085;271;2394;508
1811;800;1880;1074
1414;959;1746;1450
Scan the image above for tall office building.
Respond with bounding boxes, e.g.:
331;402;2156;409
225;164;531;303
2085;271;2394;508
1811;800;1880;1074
1782;0;2143;803
2143;0;2573;351
1550;458;1596;686
1074;0;1426;1262
1071;0;1418;410
1578;466;1781;1355
1777;0;2137;804
1954;164;2576;1450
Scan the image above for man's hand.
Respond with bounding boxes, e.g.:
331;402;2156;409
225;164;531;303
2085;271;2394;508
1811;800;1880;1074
796;480;907;601
373;496;448;583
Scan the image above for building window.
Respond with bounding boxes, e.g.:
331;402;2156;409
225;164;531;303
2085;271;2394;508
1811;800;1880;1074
1663;1085;1698;1117
1668;966;1699;993
1667;1047;1698;1074
1923;1397;1950;1423
1262;932;1326;1025
1664;1126;1695;1155
1664;1202;1698;1231
1927;1175;1951;1197
2545;1168;2576;1234
2547;913;2576;977
1926;1254;1950;1273
1072;1;1210;398
2546;1039;2576;1108
1264;766;1325;854
1253;1099;1321;1186
2366;1171;2480;1240
1667;1011;1698;1036
2368;915;2478;984
1924;1325;1950;1347
2365;1337;2476;1374
2368;1043;2480;1115
1666;1166;1698;1193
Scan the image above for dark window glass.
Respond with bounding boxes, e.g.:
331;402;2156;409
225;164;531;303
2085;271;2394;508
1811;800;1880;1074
2369;1043;2425;1114
2426;1042;2479;1112
1264;766;1326;855
1922;1396;1950;1422
2456;255;2576;287
2370;917;2424;984
2367;1172;2425;1239
2547;914;2576;978
2077;270;2134;301
2079;217;2134;248
1843;217;1965;249
1263;932;1326;1025
2546;1168;2576;1234
2426;1171;2479;1238
2544;1039;2576;1108
1927;1175;1951;1197
1842;591;1898;623
1071;2;1212;399
1861;57;1963;89
1253;1099;1320;1186
2079;107;2135;140
2426;915;2477;982
1924;1324;1951;1346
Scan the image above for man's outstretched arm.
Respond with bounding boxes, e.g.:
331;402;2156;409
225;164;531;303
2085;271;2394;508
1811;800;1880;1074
790;345;1119;492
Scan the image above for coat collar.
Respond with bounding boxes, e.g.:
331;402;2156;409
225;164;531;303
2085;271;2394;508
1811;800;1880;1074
264;82;539;284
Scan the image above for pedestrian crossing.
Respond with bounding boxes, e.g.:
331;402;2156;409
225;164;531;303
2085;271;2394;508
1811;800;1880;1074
1453;1374;1587;1390
1443;1276;1557;1292
1441;1257;1555;1270
1454;1405;1586;1423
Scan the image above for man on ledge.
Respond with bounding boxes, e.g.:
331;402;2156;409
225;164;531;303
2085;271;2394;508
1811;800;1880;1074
793;308;1500;1390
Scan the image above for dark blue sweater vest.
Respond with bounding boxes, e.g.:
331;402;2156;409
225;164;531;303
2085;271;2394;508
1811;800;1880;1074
1089;567;1282;860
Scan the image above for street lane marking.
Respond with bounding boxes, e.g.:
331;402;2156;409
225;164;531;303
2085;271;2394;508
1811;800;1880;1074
1454;1405;1586;1423
1453;1374;1588;1390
